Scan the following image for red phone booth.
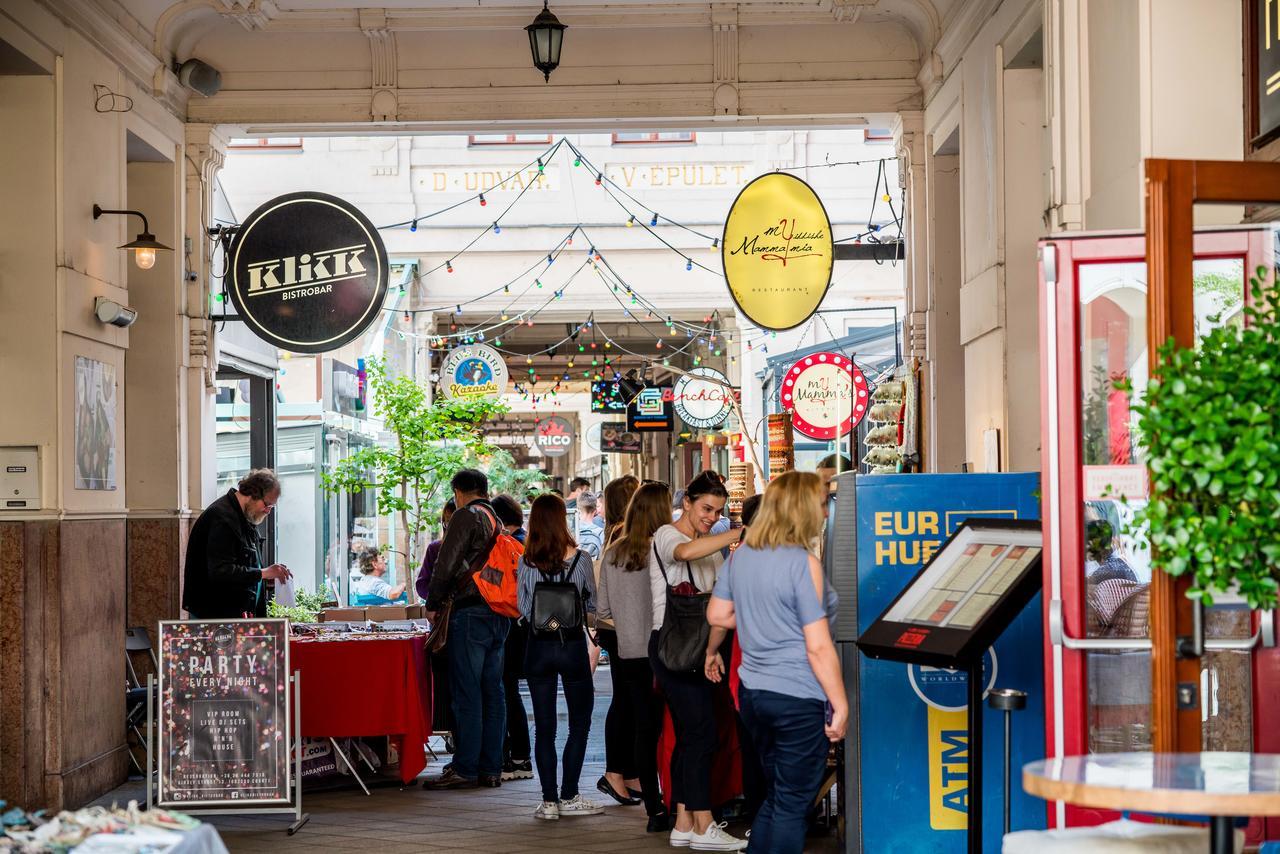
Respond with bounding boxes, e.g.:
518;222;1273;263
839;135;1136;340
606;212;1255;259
1038;227;1280;843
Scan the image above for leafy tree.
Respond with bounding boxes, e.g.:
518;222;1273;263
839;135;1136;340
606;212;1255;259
419;446;548;536
321;357;507;568
1123;265;1280;608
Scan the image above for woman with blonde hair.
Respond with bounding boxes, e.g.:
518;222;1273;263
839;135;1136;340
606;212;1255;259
706;471;846;854
596;480;672;831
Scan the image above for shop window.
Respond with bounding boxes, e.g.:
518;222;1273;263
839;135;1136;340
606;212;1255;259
468;133;554;146
613;131;696;144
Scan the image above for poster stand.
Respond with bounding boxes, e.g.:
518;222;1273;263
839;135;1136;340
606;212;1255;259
146;670;310;835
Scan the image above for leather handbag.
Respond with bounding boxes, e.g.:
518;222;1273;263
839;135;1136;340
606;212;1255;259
654;544;711;673
425;599;453;653
531;552;585;635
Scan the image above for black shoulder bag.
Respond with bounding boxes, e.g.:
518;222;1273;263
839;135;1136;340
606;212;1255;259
654;544;711;673
532;552;585;635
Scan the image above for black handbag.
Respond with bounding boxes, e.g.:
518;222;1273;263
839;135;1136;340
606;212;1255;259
531;552;585;635
654;544;711;673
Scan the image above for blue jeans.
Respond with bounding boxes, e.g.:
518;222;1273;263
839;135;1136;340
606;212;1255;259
447;605;511;779
525;630;594;802
739;687;829;854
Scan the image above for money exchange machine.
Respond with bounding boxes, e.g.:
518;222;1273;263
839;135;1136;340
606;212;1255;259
825;471;1047;852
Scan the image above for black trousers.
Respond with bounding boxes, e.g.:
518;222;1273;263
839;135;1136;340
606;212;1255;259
597;629;633;777
601;629;667;816
526;631;594;802
649;630;715;812
503;619;531;763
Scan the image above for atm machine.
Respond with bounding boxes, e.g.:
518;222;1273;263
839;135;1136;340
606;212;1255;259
826;470;1046;852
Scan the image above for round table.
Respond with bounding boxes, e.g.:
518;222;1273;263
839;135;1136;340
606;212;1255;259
1024;752;1280;854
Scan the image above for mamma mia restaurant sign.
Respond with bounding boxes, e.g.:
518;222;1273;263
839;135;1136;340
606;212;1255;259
227;191;389;353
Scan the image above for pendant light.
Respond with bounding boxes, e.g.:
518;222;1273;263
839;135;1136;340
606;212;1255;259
526;1;567;83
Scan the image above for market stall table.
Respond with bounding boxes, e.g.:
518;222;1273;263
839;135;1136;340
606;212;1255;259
289;634;432;784
1023;752;1280;854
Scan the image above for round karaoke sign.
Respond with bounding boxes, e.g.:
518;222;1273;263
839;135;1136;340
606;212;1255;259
227;192;389;354
781;352;867;439
673;367;733;430
534;416;574;457
438;344;509;401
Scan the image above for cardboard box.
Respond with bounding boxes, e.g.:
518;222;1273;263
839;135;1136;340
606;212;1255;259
405;605;423;619
366;605;409;622
321;607;365;622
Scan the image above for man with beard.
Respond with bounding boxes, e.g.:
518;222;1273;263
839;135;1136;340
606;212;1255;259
182;469;292;619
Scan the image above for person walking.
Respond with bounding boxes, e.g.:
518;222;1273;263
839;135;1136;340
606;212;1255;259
517;494;604;821
597;480;675;832
492;493;533;781
651;472;745;851
182;469;291;619
706;471;846;854
424;469;510;791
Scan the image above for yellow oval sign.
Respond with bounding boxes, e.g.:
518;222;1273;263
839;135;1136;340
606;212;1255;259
722;173;833;331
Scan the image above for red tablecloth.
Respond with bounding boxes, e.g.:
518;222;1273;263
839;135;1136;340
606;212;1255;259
290;635;433;783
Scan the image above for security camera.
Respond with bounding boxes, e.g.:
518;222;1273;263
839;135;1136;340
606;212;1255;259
95;297;138;328
176;59;222;97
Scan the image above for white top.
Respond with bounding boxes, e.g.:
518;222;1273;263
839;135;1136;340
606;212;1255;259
649;523;724;630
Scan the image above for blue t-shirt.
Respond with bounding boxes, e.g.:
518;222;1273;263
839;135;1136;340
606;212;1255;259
713;544;837;703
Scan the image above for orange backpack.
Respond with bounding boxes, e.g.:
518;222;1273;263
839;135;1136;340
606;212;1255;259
471;505;524;618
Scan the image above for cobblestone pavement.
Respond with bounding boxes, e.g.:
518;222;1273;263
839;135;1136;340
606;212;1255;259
97;664;840;853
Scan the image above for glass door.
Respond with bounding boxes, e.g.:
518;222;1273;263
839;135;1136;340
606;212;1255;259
1039;228;1271;833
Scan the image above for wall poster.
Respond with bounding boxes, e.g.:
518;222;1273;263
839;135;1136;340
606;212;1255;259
157;619;291;807
74;356;117;490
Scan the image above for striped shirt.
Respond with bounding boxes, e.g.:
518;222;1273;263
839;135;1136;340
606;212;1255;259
517;549;597;621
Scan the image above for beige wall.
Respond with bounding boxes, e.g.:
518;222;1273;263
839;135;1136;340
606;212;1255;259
922;0;1244;472
0;74;58;504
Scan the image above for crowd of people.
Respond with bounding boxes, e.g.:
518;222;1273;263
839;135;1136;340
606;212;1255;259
414;466;848;853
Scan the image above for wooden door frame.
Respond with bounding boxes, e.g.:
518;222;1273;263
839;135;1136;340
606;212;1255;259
1144;158;1280;752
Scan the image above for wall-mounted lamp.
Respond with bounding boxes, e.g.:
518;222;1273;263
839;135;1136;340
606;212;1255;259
94;297;138;328
92;204;172;270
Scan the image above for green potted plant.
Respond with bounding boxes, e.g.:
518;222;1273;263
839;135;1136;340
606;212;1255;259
1124;265;1280;609
322;357;507;570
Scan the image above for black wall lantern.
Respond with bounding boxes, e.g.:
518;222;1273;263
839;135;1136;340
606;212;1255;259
526;1;567;83
93;204;172;270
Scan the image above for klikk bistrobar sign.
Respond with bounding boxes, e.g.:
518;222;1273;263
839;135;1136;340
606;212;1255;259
227;192;389;353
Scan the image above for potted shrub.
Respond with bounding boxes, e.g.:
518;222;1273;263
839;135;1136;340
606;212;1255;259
1124;266;1280;609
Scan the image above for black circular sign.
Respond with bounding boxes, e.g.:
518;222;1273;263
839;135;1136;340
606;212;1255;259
227;191;389;353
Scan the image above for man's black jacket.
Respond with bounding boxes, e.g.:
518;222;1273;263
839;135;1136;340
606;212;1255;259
425;498;496;613
182;489;267;619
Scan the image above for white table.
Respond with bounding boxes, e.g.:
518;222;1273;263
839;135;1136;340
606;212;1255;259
1024;752;1280;854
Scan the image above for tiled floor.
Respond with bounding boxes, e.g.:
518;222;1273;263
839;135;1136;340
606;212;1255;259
96;664;841;853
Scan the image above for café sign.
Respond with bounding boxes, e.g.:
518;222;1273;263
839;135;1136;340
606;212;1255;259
438;344;509;400
674;367;734;429
227;192;389;353
722;173;833;331
534;415;574;457
782;352;868;440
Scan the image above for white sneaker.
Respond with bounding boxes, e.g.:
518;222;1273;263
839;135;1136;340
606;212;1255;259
557;794;604;816
669;827;694;847
688;822;748;851
534;801;559;821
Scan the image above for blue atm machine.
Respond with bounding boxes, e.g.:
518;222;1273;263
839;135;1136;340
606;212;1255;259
825;472;1047;852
